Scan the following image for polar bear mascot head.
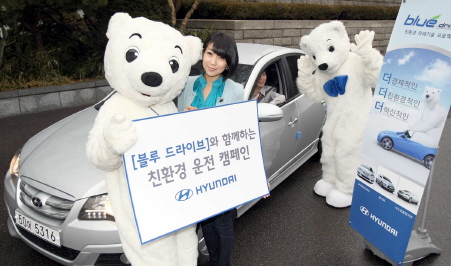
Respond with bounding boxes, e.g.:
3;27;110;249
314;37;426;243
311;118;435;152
299;20;351;74
104;12;202;107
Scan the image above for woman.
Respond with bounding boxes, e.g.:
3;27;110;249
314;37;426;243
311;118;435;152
178;32;243;112
250;70;286;104
177;32;243;266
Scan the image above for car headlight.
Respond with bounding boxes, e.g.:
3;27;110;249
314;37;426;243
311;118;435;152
9;148;22;187
78;194;115;221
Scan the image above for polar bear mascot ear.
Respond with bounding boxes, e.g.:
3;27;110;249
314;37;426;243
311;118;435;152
299;35;311;56
185;35;203;66
324;20;349;42
106;12;132;40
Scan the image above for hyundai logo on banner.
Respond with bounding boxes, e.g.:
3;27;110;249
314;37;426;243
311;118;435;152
360;206;369;216
359;205;398;236
175;189;193;201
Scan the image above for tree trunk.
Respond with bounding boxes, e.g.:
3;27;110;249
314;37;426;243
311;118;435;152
0;26;6;67
168;0;176;26
179;0;201;33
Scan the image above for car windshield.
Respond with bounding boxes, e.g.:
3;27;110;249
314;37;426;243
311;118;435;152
190;62;254;87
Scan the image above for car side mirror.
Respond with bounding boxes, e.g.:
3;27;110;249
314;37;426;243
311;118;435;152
258;103;283;122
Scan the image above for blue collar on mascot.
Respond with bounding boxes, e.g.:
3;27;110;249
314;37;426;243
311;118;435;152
323;75;348;97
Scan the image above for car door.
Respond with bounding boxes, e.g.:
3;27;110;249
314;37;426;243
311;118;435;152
253;57;300;184
283;55;326;163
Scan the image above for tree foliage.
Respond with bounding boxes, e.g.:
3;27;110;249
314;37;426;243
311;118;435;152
0;0;172;91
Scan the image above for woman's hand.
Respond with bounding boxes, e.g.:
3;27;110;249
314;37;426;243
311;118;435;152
263;182;271;199
184;106;198;111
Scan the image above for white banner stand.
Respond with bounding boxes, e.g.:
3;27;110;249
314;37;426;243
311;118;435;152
364;147;441;265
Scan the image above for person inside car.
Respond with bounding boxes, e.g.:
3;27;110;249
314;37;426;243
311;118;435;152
250;70;286;105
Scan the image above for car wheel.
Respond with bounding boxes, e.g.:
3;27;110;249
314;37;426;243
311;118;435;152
380;137;394;150
197;226;210;266
424;155;434;170
408;197;412;203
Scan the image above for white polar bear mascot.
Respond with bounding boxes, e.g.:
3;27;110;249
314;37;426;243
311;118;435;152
86;13;202;265
296;21;383;208
407;86;447;147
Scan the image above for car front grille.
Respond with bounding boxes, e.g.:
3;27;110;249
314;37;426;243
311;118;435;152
19;179;74;220
17;226;80;260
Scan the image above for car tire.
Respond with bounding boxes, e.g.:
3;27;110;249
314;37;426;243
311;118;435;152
381;137;394;150
408;197;413;203
424;155;434;170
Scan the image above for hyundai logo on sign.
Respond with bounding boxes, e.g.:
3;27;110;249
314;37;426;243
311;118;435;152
175;189;193;201
360;206;369;216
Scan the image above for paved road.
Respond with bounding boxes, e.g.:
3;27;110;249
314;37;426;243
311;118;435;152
1;106;450;265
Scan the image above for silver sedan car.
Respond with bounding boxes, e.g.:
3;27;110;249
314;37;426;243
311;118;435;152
4;43;326;265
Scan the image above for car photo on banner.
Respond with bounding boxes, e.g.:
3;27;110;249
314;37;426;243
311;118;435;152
375;174;395;193
397;189;419;205
393;175;423;214
377;130;437;170
372;166;399;200
357;164;375;184
4;43;326;265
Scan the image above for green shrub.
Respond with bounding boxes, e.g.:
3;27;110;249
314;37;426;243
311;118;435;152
178;1;399;20
183;26;214;43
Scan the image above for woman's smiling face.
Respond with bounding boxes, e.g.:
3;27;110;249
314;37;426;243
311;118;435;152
202;42;227;80
257;71;267;88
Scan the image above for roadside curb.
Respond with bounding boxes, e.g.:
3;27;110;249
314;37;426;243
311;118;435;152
0;80;113;118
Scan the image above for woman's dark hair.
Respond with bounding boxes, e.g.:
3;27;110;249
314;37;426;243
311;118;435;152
203;32;239;80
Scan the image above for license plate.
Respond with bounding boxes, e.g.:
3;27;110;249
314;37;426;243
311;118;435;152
15;210;61;247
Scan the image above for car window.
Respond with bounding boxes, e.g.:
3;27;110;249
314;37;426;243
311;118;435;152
248;62;284;102
284;55;303;100
230;64;254;86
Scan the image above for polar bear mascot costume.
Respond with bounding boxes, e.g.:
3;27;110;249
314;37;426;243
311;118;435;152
86;13;202;265
296;21;383;208
406;86;447;147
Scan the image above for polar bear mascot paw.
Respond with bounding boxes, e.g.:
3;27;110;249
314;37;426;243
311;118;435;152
104;114;138;155
86;12;202;266
313;179;335;197
326;188;353;208
297;21;383;208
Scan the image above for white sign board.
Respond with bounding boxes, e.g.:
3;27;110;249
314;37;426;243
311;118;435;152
123;101;269;244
